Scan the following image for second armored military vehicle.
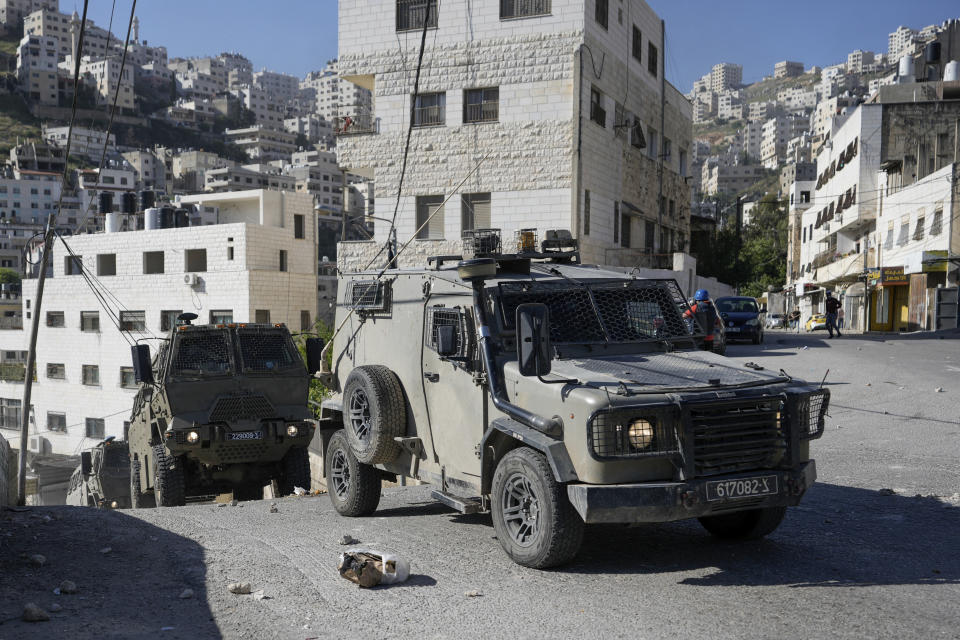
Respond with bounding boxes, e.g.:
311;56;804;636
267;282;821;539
66;437;131;508
316;228;828;568
127;315;320;507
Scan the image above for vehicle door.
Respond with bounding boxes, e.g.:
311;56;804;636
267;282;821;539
420;301;484;484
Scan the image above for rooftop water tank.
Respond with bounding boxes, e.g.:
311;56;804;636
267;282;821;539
105;211;121;233
145;207;160;230
121;191;137;214
139;189;156;210
98;191;113;214
945;60;960;83
898;55;915;83
925;41;941;64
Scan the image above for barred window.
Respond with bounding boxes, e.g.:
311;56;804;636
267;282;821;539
119;367;137;389
590;87;606;127
930;207;943;236
46;311;64;327
0;398;21;430
85;417;104;439
160;310;182;332
209;310;233;324
46;363;65;379
120;310;146;332
412;92;445;127
632;26;642;62
463;87;499;124
47;412;66;432
396;0;437;32
82;365;99;386
648;41;658;76
912;216;925;242
500;0;550;19
81;311;99;332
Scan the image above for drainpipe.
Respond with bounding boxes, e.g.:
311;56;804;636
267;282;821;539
656;19;666;254
574;46;584;243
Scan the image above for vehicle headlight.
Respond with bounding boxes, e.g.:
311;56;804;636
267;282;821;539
286;425;299;437
627;419;655;451
745;318;759;326
187;431;199;444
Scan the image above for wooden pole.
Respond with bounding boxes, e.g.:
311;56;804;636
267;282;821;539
16;213;56;506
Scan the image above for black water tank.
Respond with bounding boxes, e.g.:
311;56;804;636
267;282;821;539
121;191;137;214
98;192;113;214
159;206;174;229
926;41;941;64
140;189;156;210
174;208;189;228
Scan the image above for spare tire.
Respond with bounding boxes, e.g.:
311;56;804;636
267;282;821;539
342;365;406;464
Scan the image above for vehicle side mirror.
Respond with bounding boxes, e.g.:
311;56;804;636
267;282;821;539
436;324;458;357
131;344;153;384
80;451;92;477
305;337;324;374
516;303;552;377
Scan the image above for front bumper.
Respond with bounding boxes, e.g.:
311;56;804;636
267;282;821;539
566;461;816;524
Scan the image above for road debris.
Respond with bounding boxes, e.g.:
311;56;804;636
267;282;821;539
228;582;252;595
29;553;46;567
744;362;764;370
293;486;307;496
339;534;359;545
58;580;78;594
99;546;112;554
230;499;238;507
878;488;896;496
269;503;279;513
217;503;227;508
338;550;411;588
935;387;944;393
179;589;194;599
22;603;50;622
253;589;269;601
464;590;482;598
48;603;62;612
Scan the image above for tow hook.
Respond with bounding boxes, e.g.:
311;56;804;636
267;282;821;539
787;476;806;496
680;490;699;509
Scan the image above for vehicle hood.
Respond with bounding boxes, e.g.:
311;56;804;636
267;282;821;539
719;311;759;322
549;349;785;393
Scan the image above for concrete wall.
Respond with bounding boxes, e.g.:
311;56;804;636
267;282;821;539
0;434;10;506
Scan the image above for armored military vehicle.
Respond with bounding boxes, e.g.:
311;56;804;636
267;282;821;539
127;315;321;507
66;437;131;508
317;229;828;568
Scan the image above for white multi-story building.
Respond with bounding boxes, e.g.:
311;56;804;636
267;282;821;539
225;126;297;163
0;0;54;26
748;101;780;122
121;149;167;192
284;114;335;148
774;61;804;79
760;115;808;170
63;56;135;111
777;86;816;113
337;0;693;267
230;84;287;130
253;69;301;105
716;91;742;120
301;60;374;125
42;125;116;160
0;190;317;458
171;150;237;193
741;119;763;160
888;26;918;62
204;165;297;193
17;33;58;106
846;50;876;74
710;63;742;92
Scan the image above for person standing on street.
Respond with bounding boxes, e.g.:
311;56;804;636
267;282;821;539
838;307;845;330
789;308;801;332
825;291;842;338
684;289;719;350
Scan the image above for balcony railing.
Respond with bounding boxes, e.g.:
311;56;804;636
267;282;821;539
0;362;35;382
0;317;23;330
464;101;498;123
501;0;551;19
335;112;379;136
412;104;445;127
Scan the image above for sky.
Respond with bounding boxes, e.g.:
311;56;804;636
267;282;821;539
74;0;959;92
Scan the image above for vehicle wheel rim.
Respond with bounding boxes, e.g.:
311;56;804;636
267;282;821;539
500;473;541;548
348;388;372;444
331;449;350;499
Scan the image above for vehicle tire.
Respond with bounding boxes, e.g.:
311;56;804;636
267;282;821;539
275;446;311;496
151;444;185;507
129;458;154;509
491;448;584;569
342;365;405;464
698;506;787;540
326;430;380;517
234;484;264;501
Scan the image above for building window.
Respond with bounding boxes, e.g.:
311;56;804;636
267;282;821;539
645;221;655;251
227;246;234;260
648;42;658;76
120;311;145;332
46;311;64;327
621;212;631;248
85;417;104;439
595;0;608;29
47;412;66;432
679;149;687;176
800;191;810;203
500;0;550;19
119;367;137;389
461;193;491;231
279;250;288;272
930;207;943;236
463;87;499;123
630;118;646;149
396;0;437;31
632;26;642;62
648;127;658;160
82;365;99;386
583;190;591;236
255;309;271;324
590;87;606;127
0;398;21;430
143;251;164;274
210;310;233;324
416;195;445;239
300;310;311;331
412;92;445;127
896;217;910;246
185;248;207;272
912;216;925;241
46;363;65;379
160;310;182;332
294;214;305;239
613;201;620;244
64;254;83;275
81;311;100;332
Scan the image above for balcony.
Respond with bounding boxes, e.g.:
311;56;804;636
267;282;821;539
335;112;378;136
815;248;876;283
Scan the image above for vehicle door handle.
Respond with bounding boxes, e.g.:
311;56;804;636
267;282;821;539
424;372;439;382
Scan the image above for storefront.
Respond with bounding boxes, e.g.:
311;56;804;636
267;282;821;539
868;267;910;331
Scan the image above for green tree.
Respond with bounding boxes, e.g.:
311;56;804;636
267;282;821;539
0;267;20;285
295;318;335;419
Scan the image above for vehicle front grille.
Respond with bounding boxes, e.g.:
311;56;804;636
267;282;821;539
212;442;268;463
174;431;187;445
691;399;786;477
209;395;276;422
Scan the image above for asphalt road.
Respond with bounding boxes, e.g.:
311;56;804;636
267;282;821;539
2;330;959;639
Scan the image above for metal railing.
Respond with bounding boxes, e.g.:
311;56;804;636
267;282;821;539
500;0;551;19
396;0;438;31
412;104;445;127
464;102;498;123
0;317;23;330
335;113;378;136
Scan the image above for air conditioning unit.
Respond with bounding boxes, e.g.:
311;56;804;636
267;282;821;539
184;273;200;287
29;436;51;455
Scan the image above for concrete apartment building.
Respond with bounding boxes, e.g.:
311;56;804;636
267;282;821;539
0;190;317;458
0;0;54;27
171;150;237;193
760;114;808;170
17;33;58;106
253;70;301;105
204;165;297;193
64;56;135;111
301;60;374;124
121;149;168;192
710;62;742;91
888;26;919;62
701;162;766;197
284;114;335;148
23;8;112;62
337;0;692;268
42;125;116;160
774;60;804;79
230;84;287;130
225;126;297;163
846;50;876;74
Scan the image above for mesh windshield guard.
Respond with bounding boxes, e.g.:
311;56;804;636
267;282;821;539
497;279;704;344
236;329;302;373
171;329;233;376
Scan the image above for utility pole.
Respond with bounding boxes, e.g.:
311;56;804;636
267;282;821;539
17;212;56;505
655;18;666;255
734;195;743;292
